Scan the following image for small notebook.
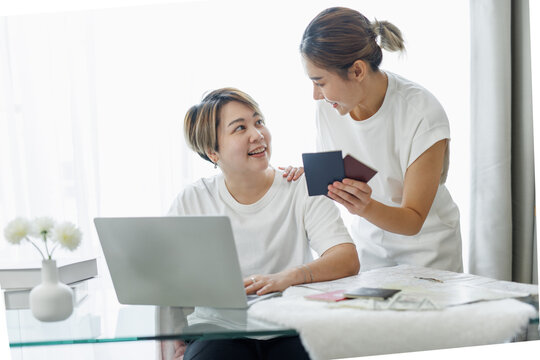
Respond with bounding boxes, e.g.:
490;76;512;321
302;151;377;196
305;290;348;302
344;287;401;300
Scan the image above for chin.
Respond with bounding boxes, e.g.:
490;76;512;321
337;108;349;116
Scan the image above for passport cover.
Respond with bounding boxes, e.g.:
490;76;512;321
302;151;378;196
343;287;401;300
304;289;348;302
343;155;378;183
302;151;345;196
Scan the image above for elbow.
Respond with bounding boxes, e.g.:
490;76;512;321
351;259;360;275
403;225;422;236
348;252;360;275
400;210;426;236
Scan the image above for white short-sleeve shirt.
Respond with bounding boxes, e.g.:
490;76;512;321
168;169;354;277
315;71;463;272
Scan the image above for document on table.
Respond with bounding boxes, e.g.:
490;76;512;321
295;264;535;309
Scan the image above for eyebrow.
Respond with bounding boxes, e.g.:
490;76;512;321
227;112;260;128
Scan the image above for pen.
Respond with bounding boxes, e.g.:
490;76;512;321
415;276;444;283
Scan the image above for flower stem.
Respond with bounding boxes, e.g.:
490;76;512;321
49;243;59;258
42;232;51;259
25;237;46;260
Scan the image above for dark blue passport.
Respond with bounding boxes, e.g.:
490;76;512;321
302;151;378;196
302;151;345;196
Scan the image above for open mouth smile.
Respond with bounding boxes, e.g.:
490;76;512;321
248;146;266;156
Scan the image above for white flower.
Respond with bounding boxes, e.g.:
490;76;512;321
31;216;56;237
50;221;82;251
4;217;31;244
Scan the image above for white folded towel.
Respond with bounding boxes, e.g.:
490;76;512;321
249;289;536;360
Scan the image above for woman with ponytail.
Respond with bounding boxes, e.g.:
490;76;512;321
298;7;463;272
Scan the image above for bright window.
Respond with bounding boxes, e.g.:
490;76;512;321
0;0;470;269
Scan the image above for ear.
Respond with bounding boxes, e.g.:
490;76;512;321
349;60;368;82
206;149;219;164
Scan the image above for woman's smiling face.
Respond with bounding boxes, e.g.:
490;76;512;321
303;58;362;116
212;101;272;175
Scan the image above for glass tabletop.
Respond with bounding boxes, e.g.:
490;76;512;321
6;277;297;347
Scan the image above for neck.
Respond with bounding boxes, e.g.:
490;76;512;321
223;167;275;205
350;70;388;121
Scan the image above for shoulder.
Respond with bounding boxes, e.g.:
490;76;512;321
387;72;447;123
273;169;338;211
183;175;220;197
271;169;308;200
168;175;221;214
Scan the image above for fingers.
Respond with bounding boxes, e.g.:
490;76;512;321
329;180;371;200
244;275;264;294
243;275;279;295
291;167;304;180
173;341;187;359
327;190;355;209
327;179;372;215
278;166;304;182
286;167;304;181
257;282;275;295
243;275;259;288
342;178;372;192
282;166;293;177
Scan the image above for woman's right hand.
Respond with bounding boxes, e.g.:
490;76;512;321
278;166;304;182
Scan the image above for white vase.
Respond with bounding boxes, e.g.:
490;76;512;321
29;259;74;322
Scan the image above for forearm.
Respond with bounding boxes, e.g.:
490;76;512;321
362;199;424;235
283;244;360;285
248;244;359;295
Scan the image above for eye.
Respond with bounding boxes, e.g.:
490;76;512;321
256;119;265;125
314;82;324;88
234;125;246;132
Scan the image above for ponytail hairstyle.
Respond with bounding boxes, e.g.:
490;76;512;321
300;7;405;79
183;88;263;164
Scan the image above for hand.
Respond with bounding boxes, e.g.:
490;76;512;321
278;166;304;182
173;340;187;360
327;178;372;216
160;340;187;360
243;271;295;296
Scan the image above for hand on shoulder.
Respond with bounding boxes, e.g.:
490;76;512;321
278;166;304;182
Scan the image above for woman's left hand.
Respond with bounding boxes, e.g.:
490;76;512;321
327;178;372;216
243;272;294;296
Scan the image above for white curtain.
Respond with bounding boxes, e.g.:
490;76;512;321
0;0;471;270
470;0;537;283
0;13;102;261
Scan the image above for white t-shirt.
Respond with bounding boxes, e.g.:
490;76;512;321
315;71;463;272
168;169;354;277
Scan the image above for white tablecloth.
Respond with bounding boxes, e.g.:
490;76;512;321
249;265;538;360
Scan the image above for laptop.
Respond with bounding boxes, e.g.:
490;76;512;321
94;216;278;309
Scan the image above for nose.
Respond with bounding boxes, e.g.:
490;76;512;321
249;127;264;142
312;84;324;100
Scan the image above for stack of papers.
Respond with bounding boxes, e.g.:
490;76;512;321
299;264;536;310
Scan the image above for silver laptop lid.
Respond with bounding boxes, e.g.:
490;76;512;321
94;216;248;309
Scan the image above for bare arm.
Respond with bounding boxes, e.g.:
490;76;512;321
327;139;447;235
244;243;359;295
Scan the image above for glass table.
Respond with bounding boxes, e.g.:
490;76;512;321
6;277;297;348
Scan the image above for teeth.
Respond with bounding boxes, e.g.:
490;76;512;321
248;147;265;155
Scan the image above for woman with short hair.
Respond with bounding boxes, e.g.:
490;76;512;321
167;87;359;360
